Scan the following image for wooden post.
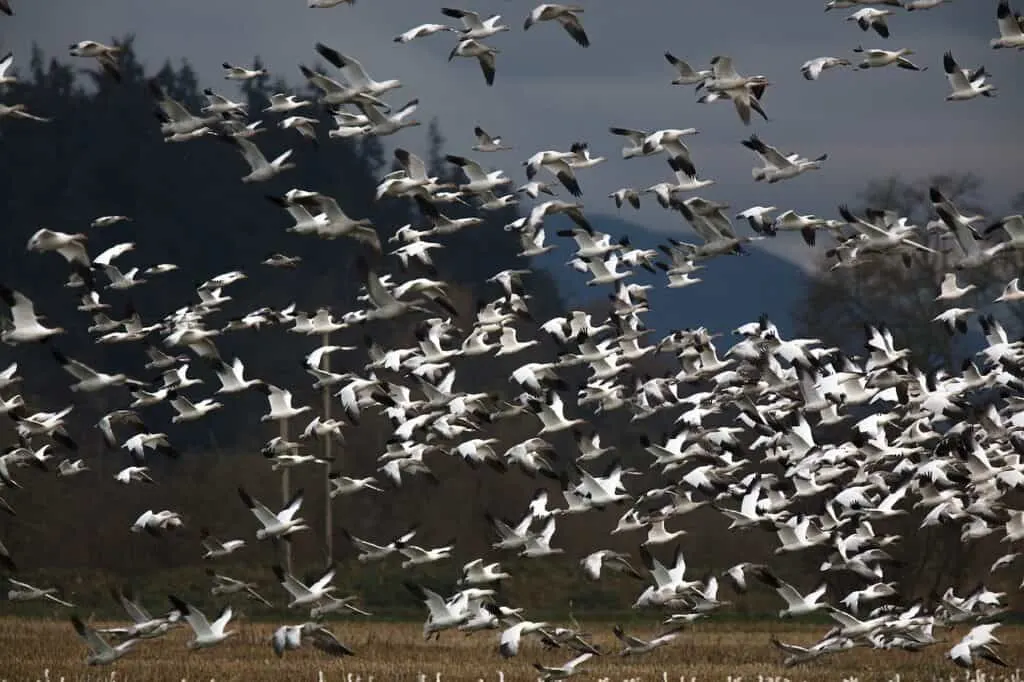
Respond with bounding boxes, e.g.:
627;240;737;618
280;418;292;575
322;331;334;564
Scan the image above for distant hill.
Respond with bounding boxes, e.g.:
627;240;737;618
534;212;811;337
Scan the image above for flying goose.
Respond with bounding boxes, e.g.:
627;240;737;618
71;616;139;665
448;39;499;86
442;7;510;39
168;595;236;649
906;0;951;8
742;135;827;183
524;5;590;47
149;79;221;137
69;41;122;82
219;136;295;183
354;98;421;136
394;23;457;43
473;125;511;152
524;151;583;196
755;568;830;618
664;53;711;86
991;0;1024;48
8;578;74;607
271;622;354;658
200;529;245;559
581;550;643;580
222;62;266;80
290;192;380;249
847;8;893;38
314;43;402;97
264;93;311;113
613;624;682;656
943;52;996;100
0;286;65;344
0;102;51;122
167;391;222;424
801;57;852;81
273;564;337;608
853;46;925;71
532;651;594;680
52;349;138;392
238;487;308;540
342;526;417;562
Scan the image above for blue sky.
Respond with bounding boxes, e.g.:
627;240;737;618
5;0;1022;270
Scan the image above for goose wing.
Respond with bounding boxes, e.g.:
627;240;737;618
72;616;114;655
169;595;213;637
943;52;970;92
238;488;280;528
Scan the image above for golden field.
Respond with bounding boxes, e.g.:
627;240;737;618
0;618;1021;682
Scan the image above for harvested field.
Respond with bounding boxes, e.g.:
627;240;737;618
0;618;1021;682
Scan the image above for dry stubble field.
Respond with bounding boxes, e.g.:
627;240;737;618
0;618;1021;682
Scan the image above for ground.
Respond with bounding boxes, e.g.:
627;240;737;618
0;618;1020;682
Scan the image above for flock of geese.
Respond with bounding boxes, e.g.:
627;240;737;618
2;0;1024;678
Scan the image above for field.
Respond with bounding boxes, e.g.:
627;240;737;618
1;619;1022;682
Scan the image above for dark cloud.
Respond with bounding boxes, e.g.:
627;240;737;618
5;1;1020;267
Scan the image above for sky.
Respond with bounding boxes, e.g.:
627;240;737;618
5;0;1022;272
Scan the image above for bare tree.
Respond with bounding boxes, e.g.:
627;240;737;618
795;172;1022;370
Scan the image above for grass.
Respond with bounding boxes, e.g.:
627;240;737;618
0;618;1022;682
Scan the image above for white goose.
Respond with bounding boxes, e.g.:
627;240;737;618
394;23;457;43
442;7;510;40
238;487;308;540
524;4;589;47
221;136;294;183
853;46;925;71
943;51;996;101
0;287;65;344
448;39;499;87
72;616;138;665
273;565;337;608
257;383;311;421
168;596;236;649
991;0;1024;49
801;57;852;81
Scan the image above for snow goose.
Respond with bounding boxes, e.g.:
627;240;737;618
149;79;220;137
168;596;236;649
642;129;699;176
992;0;1024;48
610;188;641;210
472;125;511;152
103;587;180;639
664;53;711;86
343;527;416;562
525;5;589;47
271;622;354;658
906;0;951;8
219;136;294;183
801;56;852;80
256;383;311;421
581;550;643;580
948;623;1007;668
262;252;301;268
697;78;769;125
273;564;337;608
290;192;380;249
520;517;563;558
167;390;222;423
91;214;131;228
613;625;682;656
944;51;996;100
298;65;385;108
238;487;308;540
26;228;89;267
442;7;510;39
524;150;582;196
0;102;50;122
405;582;472;639
280;115;319;145
446;154;510;193
200;529;245;559
400;541;455;568
221;62;266;80
69;41;122;82
459;559;511;586
825;0;902;8
608;127;654;160
985;213;1024;252
72;616;138;665
847;8;893;38
315;43;401;97
131;509;182;535
56;458;88;478
209;357;262;394
0;286;65;344
395;23;456;43
355;98;421;136
534;651;594;679
755;569;830;618
853;46;925;70
201;88;246;116
448;39;499;86
8;578;74;607
742;135;827;183
567;141;605;169
995;277;1024;302
936;271;977;300
264;93;311;113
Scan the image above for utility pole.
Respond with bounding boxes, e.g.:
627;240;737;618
279;418;292;575
322;331;334;564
